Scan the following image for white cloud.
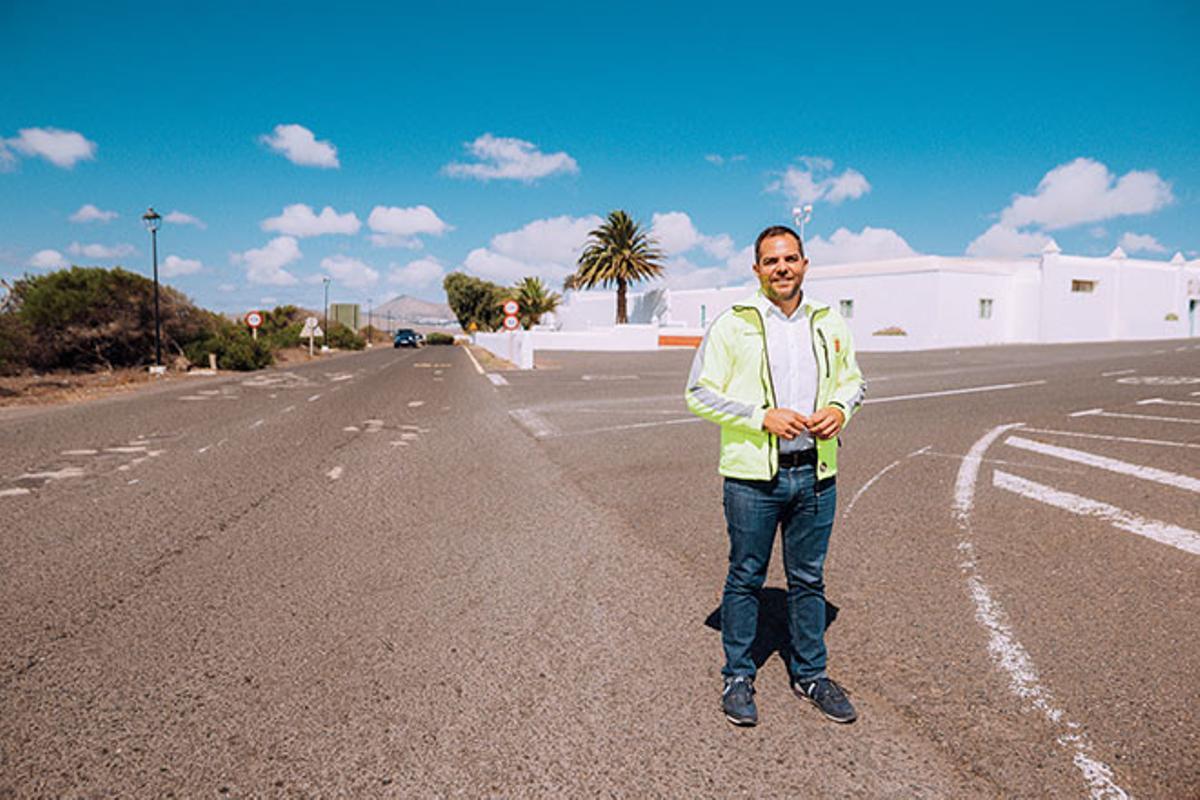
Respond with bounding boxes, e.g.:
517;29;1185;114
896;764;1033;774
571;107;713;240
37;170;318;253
965;224;1052;258
444;133;578;182
705;153;746;166
650;211;734;259
165;210;206;229
319;254;380;289
67;241;135;260
367;205;451;248
388;256;444;287
5;127;97;168
1117;232;1167;255
236;236;302;285
69;204;117;223
161;255;203;277
998;158;1173;231
28;249;68;269
217;283;236;293
260;296;278;306
261;204;360;237
259;124;339;168
768;157;871;206
806;227;918;264
465;214;601;284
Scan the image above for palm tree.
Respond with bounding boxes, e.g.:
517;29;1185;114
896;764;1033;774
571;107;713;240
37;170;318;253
513;276;561;329
573;210;664;324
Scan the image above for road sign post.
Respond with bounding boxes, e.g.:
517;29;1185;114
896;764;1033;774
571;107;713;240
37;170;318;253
301;316;323;356
501;301;521;364
245;310;264;341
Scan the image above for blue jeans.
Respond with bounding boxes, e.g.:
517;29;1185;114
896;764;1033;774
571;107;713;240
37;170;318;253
721;464;837;681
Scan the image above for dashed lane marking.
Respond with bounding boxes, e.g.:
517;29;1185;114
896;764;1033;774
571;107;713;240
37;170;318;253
407;400;425;408
1137;397;1200;408
343;426;359;432
1068;408;1200;425
1005;435;1200;493
1020;427;1200;450
326;466;343;480
994;470;1200;556
956;425;1130;799
61;449;98;456
307;394;322;402
19;467;86;481
105;446;147;453
1101;369;1136;377
870;380;1047;405
250;419;264;429
0;488;32;498
282;405;296;413
581;374;640;382
486;373;509;386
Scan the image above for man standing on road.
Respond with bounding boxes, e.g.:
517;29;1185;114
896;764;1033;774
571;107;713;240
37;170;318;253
685;225;866;727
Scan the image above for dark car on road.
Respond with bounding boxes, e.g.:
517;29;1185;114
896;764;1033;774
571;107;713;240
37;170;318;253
393;328;421;348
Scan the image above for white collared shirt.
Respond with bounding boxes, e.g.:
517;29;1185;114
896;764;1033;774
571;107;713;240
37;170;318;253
764;297;818;453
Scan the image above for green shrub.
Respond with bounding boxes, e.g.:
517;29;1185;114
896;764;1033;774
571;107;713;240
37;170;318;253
426;332;455;345
0;314;33;376
325;321;366;350
184;326;273;371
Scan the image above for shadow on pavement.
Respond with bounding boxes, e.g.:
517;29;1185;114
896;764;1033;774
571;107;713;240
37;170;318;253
704;588;839;672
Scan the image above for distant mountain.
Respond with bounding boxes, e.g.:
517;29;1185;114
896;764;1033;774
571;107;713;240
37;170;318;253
372;295;457;327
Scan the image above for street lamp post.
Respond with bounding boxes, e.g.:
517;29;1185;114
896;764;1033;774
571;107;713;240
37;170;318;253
322;277;331;352
141;207;163;368
367;297;373;345
792;204;813;244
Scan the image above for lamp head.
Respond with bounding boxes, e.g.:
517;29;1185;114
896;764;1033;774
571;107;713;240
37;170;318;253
141;207;162;232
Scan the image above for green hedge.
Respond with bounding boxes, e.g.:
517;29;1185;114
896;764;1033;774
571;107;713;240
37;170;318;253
425;332;455;345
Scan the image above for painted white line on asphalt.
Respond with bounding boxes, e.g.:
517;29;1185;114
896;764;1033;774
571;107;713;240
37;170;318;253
19;467;85;481
343;426;360;432
61;449;98;456
127;479;140;485
1020;427;1200;450
550;417;703;439
326;466;343;480
1005;435;1200;493
844;445;930;518
1071;409;1200;425
0;488;32;497
955;425;1129;799
179;395;208;401
105;446;147;453
509;409;556;439
1137;397;1200;408
407;400;424;408
307;394;322;402
1101;369;1136;377
463;346;485;375
870;380;1046;405
486;373;509;386
197;445;211;454
282;405;296;413
250;419;264;429
993;470;1200;556
582;374;640;382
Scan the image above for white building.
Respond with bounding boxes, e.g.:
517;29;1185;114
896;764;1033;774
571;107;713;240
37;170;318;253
550;242;1200;351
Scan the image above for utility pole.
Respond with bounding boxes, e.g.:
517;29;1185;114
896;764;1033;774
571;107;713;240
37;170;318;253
141;208;163;369
322;276;331;350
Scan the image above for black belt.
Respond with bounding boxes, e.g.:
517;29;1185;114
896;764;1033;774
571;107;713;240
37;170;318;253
778;448;818;468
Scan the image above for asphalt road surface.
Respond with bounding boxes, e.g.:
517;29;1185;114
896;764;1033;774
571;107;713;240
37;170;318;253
1;338;1197;797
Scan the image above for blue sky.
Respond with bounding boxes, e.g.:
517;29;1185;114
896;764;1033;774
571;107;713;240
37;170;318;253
2;0;1197;312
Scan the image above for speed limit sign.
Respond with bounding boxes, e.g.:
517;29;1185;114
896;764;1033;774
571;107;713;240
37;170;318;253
245;310;263;329
502;315;520;331
502;300;519;316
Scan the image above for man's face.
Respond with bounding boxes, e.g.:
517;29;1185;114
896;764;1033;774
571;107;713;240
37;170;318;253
753;234;808;303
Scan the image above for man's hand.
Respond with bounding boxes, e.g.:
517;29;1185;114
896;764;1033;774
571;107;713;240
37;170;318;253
763;408;810;440
806;406;845;439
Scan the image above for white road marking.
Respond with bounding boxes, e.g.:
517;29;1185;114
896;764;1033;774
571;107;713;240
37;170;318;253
179;395;209;401
844;445;930;517
1137;397;1200;408
282;405;296;413
509;409;556;439
549;417;703;439
326;466;343;480
329;373;354;382
105;446;147;454
400;432;419;440
1020;427;1200;450
463;346;485;375
1005;435;1200;493
19;467;86;481
197;445;211;454
870;380;1047;406
582;374;640;382
994;470;1200;556
391;440;409;446
364;419;383;433
61;449;98;456
343;426;360;432
407;400;424;407
307;394;322;402
956;425;1129;799
127;479;140;485
0;488;32;497
1100;369;1136;377
486;373;509;386
250;419;264;429
1069;409;1200;425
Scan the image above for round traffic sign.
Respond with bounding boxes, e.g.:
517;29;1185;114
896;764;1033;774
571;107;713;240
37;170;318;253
502;315;520;330
245;311;264;329
502;300;519;316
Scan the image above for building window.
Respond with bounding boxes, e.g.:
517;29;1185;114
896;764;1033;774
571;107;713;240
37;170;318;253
1071;279;1097;293
979;298;993;319
839;299;854;318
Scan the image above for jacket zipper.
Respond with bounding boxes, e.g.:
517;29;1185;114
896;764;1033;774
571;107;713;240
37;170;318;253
748;306;779;476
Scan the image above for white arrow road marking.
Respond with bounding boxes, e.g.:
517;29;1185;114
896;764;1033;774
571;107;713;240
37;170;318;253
993;470;1200;556
1137;397;1200;408
871;380;1046;405
957;425;1129;799
1005;436;1200;493
1020;428;1200;450
1068;409;1200;425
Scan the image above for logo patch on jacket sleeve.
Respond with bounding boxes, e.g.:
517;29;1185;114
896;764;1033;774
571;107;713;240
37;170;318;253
834;338;841;353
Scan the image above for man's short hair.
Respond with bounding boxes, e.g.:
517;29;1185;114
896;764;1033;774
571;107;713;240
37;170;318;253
754;225;805;263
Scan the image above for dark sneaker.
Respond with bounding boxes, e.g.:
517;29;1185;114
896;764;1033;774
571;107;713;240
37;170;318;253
721;676;758;726
793;677;857;723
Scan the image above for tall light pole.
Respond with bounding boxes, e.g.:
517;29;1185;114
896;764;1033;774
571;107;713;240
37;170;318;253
141;207;163;368
367;297;373;345
322;276;331;346
792;204;813;244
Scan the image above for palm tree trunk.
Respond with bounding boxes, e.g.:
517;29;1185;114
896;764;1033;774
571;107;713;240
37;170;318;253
616;277;627;324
